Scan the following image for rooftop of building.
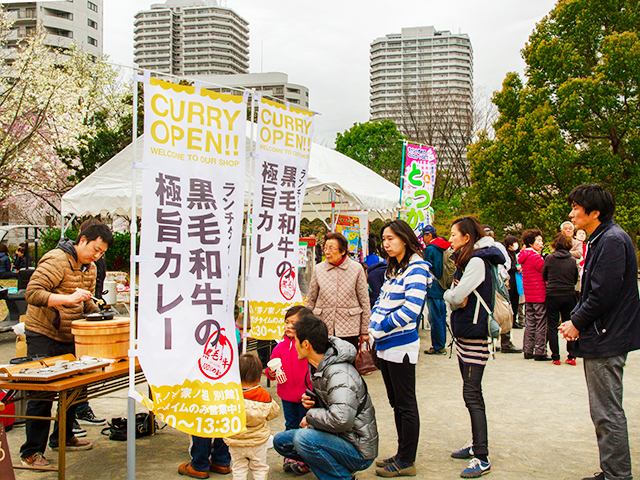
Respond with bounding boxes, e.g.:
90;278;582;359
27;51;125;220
372;25;470;43
197;72;297;87
151;0;220;8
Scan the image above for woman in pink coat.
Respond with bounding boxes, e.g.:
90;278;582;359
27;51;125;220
306;232;371;349
518;229;549;361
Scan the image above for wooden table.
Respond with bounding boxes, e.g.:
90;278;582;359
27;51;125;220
0;360;146;479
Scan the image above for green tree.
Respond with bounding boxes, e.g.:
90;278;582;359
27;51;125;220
469;0;640;243
39;227;137;271
335;120;405;186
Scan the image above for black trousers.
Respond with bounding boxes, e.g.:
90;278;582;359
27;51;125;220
20;330;77;458
545;294;576;361
459;360;488;458
338;335;360;351
378;355;419;464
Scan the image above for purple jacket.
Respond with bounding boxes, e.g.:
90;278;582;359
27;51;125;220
265;334;310;403
518;248;546;303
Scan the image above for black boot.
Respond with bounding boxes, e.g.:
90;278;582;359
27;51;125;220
500;333;522;353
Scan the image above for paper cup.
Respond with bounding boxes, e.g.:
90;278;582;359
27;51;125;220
275;370;287;384
267;358;287;384
267;358;282;371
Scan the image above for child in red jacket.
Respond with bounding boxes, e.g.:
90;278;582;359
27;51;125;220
266;305;312;474
518;229;548;360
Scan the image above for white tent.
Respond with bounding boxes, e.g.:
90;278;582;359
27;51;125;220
61;133;400;223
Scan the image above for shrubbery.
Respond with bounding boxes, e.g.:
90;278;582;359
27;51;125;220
39;228;138;271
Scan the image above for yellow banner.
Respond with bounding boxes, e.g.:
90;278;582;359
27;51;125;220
151;380;245;436
138;77;246;436
246;97;314;340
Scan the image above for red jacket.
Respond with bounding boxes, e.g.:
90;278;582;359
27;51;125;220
265;334;310;403
518;249;546;303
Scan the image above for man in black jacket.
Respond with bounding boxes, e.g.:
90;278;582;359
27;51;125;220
560;184;640;480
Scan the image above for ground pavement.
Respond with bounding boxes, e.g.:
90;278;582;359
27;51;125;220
3;327;640;480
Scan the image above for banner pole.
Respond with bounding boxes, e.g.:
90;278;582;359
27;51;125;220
398;140;407;219
127;72;140;480
242;91;256;354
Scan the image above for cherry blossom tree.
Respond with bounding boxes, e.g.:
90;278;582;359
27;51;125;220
0;10;126;221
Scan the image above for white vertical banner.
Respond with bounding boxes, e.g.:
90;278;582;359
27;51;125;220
137;78;246;437
247;98;315;340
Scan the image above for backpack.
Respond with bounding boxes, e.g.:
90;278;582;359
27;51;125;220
472;262;513;340
435;247;456;291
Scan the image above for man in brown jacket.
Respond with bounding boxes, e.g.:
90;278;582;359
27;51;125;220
20;223;113;469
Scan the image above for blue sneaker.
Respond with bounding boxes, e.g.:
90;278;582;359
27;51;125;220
451;441;474;459
461;458;491;478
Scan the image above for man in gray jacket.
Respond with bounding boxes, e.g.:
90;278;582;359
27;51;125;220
273;313;378;480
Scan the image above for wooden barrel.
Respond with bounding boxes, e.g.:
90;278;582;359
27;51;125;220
71;317;130;360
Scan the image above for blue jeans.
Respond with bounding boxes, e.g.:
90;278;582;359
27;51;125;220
427;297;447;350
584;355;632;480
274;429;372;480
190;436;231;473
281;400;308;430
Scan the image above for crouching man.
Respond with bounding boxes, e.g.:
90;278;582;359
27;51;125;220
273;313;378;480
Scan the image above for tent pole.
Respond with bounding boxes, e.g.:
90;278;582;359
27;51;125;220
61;214;75;238
127;73;140;480
242;90;257;354
324;185;337;232
304;194;330;231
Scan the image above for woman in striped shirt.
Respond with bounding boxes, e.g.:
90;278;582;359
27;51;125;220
443;216;506;479
369;220;430;478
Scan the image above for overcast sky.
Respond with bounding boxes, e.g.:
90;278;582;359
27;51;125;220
104;0;559;146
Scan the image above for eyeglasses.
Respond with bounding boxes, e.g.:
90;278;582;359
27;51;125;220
323;245;338;252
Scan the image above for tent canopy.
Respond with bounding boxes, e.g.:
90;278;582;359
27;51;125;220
61;132;400;223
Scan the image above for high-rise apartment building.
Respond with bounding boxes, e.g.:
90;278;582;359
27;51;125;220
370;26;473;181
200;72;309;108
2;0;103;62
370;26;473;120
134;0;249;77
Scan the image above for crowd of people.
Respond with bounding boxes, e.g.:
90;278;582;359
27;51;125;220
0;242;32;279
11;184;640;480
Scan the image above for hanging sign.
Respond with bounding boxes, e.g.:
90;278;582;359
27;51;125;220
137;78;247;437
399;144;437;236
298;242;308;268
247;97;315;340
335;215;361;255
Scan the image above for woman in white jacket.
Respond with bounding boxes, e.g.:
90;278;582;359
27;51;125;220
444;216;506;479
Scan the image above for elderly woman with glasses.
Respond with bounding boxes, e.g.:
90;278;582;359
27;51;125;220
305;232;371;349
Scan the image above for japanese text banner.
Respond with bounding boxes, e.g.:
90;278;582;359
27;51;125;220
138;78;246;437
247;98;314;340
400;144;437;236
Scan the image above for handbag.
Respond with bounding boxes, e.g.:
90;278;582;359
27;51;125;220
355;338;378;375
515;271;524;296
101;413;156;441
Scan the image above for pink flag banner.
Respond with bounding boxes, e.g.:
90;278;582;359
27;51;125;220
399;144;437;235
